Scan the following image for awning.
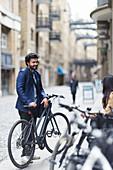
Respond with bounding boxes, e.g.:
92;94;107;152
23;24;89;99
73;59;97;68
57;66;67;75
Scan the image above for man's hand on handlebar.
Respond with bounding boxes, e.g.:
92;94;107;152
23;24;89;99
29;102;37;108
41;97;48;108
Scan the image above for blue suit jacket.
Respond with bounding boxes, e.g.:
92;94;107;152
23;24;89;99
15;67;48;113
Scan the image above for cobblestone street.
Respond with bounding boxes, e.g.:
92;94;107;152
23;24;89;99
0;83;103;169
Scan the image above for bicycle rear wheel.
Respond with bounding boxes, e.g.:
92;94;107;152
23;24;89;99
45;112;71;153
8;119;35;169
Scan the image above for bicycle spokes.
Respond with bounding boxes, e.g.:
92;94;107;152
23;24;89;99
8;120;35;169
45;113;70;153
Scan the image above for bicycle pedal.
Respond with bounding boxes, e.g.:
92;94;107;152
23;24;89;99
47;131;52;137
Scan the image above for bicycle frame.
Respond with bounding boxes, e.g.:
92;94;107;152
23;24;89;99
24;100;61;146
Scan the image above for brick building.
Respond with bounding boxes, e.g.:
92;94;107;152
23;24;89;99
0;0;21;95
0;0;97;96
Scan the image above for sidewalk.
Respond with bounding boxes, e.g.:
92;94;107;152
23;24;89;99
0;83;103;169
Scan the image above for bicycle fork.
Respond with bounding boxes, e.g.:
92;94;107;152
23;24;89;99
59;132;77;168
76;131;86;155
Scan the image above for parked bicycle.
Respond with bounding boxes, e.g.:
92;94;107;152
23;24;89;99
8;94;71;169
50;104;113;170
50;104;92;170
66;125;113;170
81;129;113;170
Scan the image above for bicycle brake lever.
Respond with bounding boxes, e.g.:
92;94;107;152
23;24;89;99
87;107;91;111
60;95;65;99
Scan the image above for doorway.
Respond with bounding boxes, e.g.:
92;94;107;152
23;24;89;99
2;70;10;95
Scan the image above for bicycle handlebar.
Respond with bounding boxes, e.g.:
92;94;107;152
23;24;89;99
59;103;90;114
59;103;113;119
59;103;74;112
23;94;65;109
47;94;65;100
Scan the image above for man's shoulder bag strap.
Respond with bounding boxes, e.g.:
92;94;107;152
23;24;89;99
30;72;43;101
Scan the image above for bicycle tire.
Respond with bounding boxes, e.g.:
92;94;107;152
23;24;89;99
45;112;71;153
50;136;69;170
8;119;35;169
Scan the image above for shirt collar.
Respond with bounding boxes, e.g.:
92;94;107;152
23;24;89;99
26;66;35;74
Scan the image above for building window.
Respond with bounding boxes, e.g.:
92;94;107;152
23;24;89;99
31;29;33;41
1;33;7;50
31;0;34;13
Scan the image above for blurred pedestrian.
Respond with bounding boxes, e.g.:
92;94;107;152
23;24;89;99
66;75;70;86
70;72;78;104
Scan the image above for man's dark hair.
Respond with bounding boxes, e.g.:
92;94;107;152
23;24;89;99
25;53;39;66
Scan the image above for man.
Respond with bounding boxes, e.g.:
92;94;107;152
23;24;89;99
16;53;48;162
70;72;78;104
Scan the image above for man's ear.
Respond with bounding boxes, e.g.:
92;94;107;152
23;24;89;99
27;62;29;66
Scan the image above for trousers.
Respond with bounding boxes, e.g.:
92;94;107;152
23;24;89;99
18;110;37;156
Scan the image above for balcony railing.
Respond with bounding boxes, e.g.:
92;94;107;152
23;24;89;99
49;8;61;20
97;0;109;7
36;16;52;32
36;0;52;5
49;32;61;42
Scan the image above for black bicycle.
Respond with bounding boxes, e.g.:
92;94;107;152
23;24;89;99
8;94;71;169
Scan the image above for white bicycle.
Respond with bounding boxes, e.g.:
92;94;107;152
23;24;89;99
49;104;92;170
66;128;113;170
50;104;113;170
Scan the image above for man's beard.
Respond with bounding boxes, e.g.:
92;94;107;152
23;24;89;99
30;65;38;70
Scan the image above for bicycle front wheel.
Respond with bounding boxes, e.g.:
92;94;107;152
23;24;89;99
45;112;71;153
50;136;69;170
8;119;35;169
